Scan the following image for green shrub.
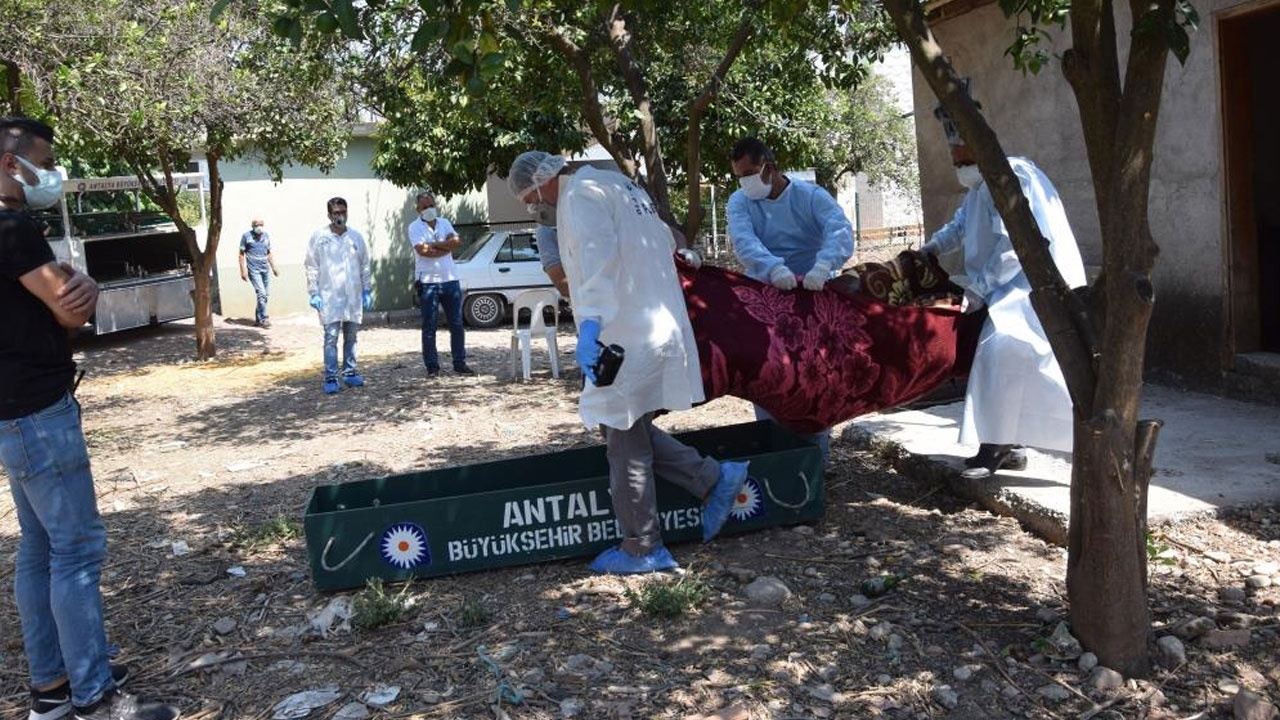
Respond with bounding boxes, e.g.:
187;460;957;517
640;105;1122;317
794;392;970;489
352;578;410;630
625;575;710;618
459;595;489;628
232;515;300;551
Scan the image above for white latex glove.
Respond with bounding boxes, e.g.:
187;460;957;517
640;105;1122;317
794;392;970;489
676;248;702;269
961;287;986;314
768;264;797;291
920;240;940;257
802;262;831;291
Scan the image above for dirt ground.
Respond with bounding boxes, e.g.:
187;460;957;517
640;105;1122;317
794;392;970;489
2;261;1279;720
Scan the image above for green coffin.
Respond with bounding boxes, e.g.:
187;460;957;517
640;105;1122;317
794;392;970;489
303;420;823;591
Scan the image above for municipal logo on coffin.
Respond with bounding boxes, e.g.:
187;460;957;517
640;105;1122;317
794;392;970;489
729;477;764;521
380;522;431;569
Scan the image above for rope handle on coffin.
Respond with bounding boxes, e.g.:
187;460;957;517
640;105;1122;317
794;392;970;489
320;531;374;572
760;470;812;510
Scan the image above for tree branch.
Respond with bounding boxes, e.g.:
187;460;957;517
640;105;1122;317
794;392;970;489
684;1;759;242
1063;0;1122;241
544;25;634;179
607;4;673;224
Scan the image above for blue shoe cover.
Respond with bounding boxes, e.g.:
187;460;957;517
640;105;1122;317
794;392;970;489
702;461;750;542
588;545;679;574
322;378;341;394
343;373;365;387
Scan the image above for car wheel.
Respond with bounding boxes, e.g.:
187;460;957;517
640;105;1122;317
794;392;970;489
463;293;506;328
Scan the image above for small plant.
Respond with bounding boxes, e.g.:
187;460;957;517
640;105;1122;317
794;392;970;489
352;578;410;630
459;596;489;628
232;515;300;551
624;574;710;618
1145;530;1177;566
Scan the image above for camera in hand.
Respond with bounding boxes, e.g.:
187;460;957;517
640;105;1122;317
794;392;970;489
592;341;625;386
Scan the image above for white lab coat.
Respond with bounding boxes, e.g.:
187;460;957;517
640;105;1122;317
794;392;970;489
926;157;1086;452
557;167;704;431
305;225;371;325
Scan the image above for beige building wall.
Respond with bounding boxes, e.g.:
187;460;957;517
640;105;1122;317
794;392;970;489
913;0;1229;377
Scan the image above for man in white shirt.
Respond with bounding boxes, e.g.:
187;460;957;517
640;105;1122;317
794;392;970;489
409;191;474;377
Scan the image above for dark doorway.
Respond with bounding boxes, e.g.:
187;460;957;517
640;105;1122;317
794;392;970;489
1222;5;1280;353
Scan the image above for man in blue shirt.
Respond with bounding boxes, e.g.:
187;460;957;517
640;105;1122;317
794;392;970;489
727;137;856;460
239;218;278;327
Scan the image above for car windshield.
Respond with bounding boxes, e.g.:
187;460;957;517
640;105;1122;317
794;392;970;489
455;232;495;262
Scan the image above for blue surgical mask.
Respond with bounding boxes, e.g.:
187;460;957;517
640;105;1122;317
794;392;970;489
12;155;63;210
420;207;439;222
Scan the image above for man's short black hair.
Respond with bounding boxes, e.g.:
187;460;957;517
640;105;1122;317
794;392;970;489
0;116;55;157
730;137;775;165
327;196;347;213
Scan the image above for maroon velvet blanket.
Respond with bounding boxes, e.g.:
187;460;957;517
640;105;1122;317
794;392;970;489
678;259;977;434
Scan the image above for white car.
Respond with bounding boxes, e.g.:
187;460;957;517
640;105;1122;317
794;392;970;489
454;228;561;328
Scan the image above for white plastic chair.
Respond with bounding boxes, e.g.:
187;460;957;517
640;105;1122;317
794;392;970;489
509;289;561;380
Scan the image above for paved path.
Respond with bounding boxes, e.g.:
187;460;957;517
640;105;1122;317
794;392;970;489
844;384;1280;544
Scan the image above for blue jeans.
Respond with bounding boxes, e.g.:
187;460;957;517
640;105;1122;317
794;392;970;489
754;405;831;461
248;267;270;325
322;321;360;380
0;393;112;706
418;280;466;370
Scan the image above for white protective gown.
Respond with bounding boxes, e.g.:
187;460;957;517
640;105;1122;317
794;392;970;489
557;167;705;431
305;225;371;325
927;157;1086;452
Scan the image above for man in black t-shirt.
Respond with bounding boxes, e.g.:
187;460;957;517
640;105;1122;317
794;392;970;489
0;117;178;720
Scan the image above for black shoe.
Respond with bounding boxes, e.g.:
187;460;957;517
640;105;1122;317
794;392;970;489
426;366;440;378
453;363;476;376
961;444;1027;479
32;666;131;720
74;689;178;720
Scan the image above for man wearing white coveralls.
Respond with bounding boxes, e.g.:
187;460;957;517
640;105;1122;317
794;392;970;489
923;94;1086;480
507;151;748;575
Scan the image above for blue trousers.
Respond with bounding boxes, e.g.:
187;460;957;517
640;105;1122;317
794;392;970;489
418;279;467;370
0;393;114;706
247;268;271;325
322;321;360;380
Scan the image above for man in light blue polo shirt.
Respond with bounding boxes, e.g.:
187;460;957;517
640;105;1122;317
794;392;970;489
409;191;474;377
239;218;278;327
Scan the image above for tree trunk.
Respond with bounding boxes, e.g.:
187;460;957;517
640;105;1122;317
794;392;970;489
1067;414;1159;677
545;28;635;180
191;255;216;360
607;5;673;225
128;145;223;360
882;0;1177;677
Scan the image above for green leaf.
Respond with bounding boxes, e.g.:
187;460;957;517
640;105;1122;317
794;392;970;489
315;12;340;33
506;0;519;11
332;0;362;40
271;16;296;39
209;0;230;21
